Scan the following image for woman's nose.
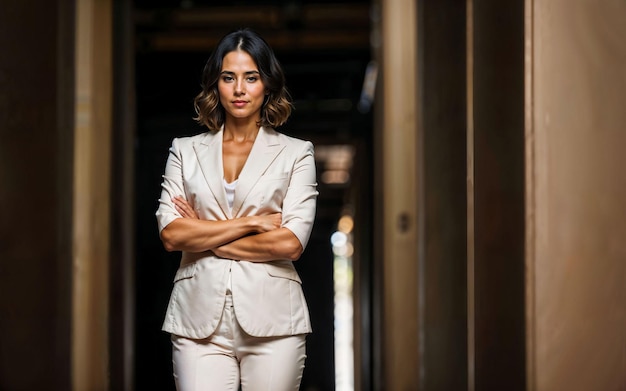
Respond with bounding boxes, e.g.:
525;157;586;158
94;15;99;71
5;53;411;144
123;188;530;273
234;79;245;95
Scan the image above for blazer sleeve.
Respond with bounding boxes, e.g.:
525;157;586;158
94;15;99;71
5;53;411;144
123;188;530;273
281;141;318;250
155;138;184;233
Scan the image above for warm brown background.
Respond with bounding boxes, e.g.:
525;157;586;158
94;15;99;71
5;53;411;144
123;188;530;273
1;0;624;390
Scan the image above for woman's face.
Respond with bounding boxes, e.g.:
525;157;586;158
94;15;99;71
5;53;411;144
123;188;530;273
218;50;267;124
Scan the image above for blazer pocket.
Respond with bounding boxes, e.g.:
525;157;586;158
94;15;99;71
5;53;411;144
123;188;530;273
264;262;302;284
173;262;197;282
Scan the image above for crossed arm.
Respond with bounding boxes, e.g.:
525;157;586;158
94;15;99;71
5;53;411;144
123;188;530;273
159;196;303;261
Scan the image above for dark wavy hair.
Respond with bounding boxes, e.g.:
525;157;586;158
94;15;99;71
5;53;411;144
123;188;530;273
193;28;293;131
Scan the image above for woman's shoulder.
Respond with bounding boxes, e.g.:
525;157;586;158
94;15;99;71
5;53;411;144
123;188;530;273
171;131;215;148
264;127;313;150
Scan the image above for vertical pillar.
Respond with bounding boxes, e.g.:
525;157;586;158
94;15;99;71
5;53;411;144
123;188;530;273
527;1;626;389
380;0;420;389
110;0;136;389
466;1;475;390
72;0;112;389
0;0;74;389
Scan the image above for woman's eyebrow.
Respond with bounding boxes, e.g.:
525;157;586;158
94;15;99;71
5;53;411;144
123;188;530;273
220;70;260;75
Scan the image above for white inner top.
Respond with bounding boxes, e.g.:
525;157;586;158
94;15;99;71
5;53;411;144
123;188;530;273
223;178;238;294
223;178;238;213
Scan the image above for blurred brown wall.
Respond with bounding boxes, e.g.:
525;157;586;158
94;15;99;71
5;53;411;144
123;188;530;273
0;1;74;389
527;1;626;389
379;1;626;390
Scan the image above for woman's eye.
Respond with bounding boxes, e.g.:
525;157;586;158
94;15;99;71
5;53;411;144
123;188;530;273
222;76;233;82
246;77;258;82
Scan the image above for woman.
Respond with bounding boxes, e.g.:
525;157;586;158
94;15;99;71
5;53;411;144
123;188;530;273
155;28;317;390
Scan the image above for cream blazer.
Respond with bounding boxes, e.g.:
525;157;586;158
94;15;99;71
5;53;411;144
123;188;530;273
156;127;318;339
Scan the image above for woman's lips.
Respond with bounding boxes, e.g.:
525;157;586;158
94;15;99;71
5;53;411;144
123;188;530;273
232;100;247;108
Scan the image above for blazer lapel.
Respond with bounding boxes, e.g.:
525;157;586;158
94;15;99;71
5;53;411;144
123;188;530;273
232;127;285;217
193;129;231;219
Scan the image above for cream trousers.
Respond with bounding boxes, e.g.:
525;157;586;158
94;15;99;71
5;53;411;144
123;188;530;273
171;294;307;391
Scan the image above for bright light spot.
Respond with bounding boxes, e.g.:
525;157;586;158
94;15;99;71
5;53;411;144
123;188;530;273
333;244;347;257
331;231;348;247
344;242;354;258
332;221;354;391
338;215;354;233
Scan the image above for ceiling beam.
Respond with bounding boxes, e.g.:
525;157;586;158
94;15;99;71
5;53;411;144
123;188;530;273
135;3;371;51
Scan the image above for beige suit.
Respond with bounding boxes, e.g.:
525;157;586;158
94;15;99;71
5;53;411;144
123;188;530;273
156;127;317;339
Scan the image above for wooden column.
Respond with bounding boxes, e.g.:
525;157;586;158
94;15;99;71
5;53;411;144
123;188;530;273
72;0;112;389
110;1;136;389
380;0;420;389
0;0;74;389
526;1;626;389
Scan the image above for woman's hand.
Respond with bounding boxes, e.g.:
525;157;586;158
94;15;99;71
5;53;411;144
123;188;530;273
173;196;199;219
253;213;282;233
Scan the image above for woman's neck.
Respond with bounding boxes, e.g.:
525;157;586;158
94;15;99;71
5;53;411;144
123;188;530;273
223;120;260;143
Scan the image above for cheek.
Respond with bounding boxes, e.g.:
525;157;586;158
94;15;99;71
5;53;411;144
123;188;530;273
249;83;266;98
217;85;228;99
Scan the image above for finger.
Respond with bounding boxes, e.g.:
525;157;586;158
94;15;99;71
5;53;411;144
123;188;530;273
173;197;192;213
176;200;191;214
174;204;188;217
175;199;199;219
179;201;194;215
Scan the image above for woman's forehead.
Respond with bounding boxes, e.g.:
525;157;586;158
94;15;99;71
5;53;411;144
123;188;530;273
221;50;258;71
